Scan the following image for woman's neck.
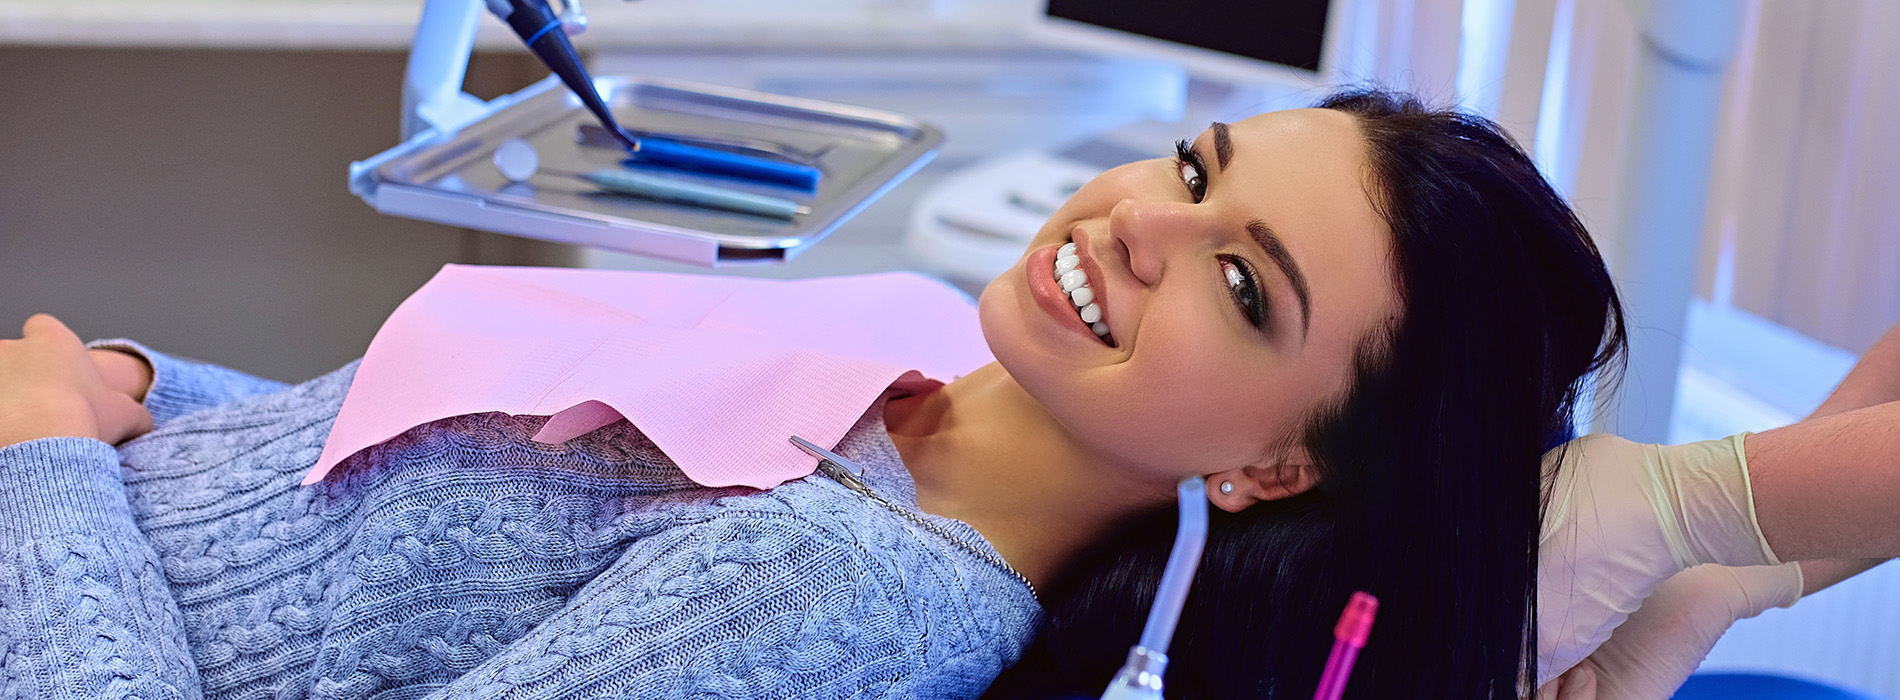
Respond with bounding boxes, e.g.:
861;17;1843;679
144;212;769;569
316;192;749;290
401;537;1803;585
883;362;1175;589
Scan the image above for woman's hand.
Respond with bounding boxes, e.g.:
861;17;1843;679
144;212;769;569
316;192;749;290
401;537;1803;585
0;314;153;447
89;347;154;404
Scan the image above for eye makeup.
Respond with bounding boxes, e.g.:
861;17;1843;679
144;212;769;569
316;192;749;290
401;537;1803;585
1174;139;1208;202
1174;137;1270;333
1220;255;1268;329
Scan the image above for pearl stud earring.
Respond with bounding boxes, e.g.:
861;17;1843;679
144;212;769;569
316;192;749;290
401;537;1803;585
1220;481;1234;495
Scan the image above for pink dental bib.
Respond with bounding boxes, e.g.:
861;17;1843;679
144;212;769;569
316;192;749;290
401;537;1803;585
304;264;993;488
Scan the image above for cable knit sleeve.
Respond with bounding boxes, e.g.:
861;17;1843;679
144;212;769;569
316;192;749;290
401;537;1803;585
422;510;929;700
0;438;202;700
86;339;290;427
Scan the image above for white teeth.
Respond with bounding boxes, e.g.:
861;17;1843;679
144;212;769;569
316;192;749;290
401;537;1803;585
1053;241;1113;341
1059;269;1087;292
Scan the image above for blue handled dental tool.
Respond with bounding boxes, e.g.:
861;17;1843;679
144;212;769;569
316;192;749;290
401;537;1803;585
577;124;827;167
484;0;822;191
621;141;821;192
1101;476;1208;700
582;168;807;221
492;138;806;221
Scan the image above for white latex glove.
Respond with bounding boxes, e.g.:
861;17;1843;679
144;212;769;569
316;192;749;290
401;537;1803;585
1537;434;1784;685
1538;563;1803;700
1536;662;1597;700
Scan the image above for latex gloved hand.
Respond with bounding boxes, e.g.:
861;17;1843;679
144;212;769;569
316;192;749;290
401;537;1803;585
1535;663;1597;700
1537;563;1803;700
1537;434;1785;685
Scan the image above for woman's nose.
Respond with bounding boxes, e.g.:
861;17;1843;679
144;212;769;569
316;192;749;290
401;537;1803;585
1109;197;1215;287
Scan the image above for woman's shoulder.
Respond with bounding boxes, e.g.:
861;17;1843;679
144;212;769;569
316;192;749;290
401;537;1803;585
732;479;1042;644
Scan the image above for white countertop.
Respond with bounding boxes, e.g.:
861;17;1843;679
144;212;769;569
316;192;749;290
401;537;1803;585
0;0;1027;51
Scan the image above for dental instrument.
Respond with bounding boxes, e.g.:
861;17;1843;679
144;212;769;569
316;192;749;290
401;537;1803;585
483;0;822;191
577;124;828;168
493;138;807;220
1312;592;1378;700
1100;476;1208;700
578;168;808;220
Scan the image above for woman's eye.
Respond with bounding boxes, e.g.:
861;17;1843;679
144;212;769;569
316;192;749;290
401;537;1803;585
1178;162;1206;200
1219;255;1266;329
1174;139;1208;202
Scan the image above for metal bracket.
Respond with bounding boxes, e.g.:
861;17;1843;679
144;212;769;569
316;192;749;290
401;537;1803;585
398;0;593;140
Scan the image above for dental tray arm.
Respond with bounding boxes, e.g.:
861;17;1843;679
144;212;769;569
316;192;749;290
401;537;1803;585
400;0;592;141
401;0;486;141
353;0;544;200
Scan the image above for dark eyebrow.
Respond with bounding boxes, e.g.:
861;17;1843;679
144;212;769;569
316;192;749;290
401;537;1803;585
1211;122;1233;170
1246;220;1312;339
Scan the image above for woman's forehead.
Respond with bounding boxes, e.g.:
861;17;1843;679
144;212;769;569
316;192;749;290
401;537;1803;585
1220;108;1397;348
1226;108;1368;168
1219;108;1380;225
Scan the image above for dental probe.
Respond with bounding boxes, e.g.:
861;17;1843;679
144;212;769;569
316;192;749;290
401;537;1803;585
482;0;822;191
1100;476;1208;700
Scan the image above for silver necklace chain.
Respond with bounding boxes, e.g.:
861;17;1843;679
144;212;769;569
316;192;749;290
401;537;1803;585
815;459;1040;602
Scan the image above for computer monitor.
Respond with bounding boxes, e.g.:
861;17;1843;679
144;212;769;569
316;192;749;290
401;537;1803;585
906;1;1352;286
1028;0;1341;88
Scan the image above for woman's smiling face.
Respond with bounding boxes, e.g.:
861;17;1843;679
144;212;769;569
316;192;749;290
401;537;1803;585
978;108;1400;483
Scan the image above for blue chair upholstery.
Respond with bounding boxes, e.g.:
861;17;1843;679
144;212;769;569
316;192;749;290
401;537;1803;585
1671;672;1887;700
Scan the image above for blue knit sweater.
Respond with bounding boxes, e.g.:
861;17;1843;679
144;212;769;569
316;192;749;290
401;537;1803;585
0;342;1040;700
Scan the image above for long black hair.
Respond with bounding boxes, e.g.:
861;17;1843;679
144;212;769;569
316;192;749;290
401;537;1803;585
982;89;1627;699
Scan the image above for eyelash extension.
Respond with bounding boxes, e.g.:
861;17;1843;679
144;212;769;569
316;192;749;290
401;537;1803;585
1173;139;1208;202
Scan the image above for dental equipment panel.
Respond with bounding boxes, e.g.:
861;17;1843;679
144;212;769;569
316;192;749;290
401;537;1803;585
350;0;940;265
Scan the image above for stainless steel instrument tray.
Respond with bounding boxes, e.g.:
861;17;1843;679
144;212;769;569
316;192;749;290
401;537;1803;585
363;76;942;265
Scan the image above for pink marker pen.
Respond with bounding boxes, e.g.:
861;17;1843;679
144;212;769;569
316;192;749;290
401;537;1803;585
1312;591;1379;700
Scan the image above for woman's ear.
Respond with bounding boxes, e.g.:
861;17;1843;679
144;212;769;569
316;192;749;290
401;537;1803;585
1204;460;1319;513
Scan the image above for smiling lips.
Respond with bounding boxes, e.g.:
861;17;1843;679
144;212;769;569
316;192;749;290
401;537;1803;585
1053;241;1115;346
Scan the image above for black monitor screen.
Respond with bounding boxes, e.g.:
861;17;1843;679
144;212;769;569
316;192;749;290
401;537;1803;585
1044;0;1332;72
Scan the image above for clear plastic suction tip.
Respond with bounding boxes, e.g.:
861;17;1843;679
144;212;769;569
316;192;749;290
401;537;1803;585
1100;476;1208;700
